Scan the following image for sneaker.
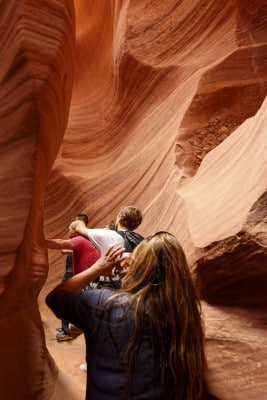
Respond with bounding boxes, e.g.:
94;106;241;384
80;363;87;372
56;331;73;341
70;325;83;338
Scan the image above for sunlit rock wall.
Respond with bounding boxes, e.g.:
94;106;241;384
1;0;266;399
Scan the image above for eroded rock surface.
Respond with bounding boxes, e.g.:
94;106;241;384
1;0;267;399
0;1;75;399
195;192;267;306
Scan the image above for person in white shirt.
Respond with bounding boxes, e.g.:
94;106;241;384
73;205;143;255
72;205;143;290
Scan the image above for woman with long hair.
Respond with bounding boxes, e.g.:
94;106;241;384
46;231;206;400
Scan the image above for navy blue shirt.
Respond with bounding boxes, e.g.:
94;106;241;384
47;288;162;400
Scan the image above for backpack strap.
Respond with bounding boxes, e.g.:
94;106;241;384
117;230;144;251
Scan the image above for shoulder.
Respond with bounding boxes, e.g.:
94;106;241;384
82;288;132;308
88;229;117;237
118;231;144;251
87;229;104;239
88;229;123;242
70;235;87;245
82;287;115;308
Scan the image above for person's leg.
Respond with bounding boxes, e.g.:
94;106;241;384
62;270;73;282
60;271;73;334
61;319;71;335
56;267;73;340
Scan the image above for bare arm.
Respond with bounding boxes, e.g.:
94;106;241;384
46;239;75;251
72;220;89;239
61;249;73;255
46;246;124;299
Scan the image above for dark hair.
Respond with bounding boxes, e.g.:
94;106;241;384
106;220;116;230
118;206;142;231
76;213;89;226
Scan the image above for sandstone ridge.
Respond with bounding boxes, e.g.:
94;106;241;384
1;1;266;399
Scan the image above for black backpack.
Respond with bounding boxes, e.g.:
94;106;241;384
117;230;144;252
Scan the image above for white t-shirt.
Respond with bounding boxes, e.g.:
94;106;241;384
86;229;124;255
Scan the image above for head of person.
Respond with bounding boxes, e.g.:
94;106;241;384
75;213;89;226
120;232;206;400
69;221;85;238
116;206;142;231
105;220;116;230
69;217;86;238
68;214;88;238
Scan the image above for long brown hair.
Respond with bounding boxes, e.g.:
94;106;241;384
118;231;206;399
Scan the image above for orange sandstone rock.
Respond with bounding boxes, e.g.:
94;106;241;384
1;0;267;399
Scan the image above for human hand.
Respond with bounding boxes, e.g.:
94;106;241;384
96;246;125;276
70;220;82;231
61;249;73;255
112;252;131;277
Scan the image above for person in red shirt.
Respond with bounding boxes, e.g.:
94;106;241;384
46;220;100;275
46;220;101;343
57;214;90;339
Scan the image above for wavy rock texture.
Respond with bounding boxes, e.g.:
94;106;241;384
0;1;75;399
1;0;267;399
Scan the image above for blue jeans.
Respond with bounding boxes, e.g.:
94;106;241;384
61;270;73;334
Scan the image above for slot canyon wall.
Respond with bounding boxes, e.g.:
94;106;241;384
0;0;266;399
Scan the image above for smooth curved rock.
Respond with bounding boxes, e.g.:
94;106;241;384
1;0;267;399
0;1;75;399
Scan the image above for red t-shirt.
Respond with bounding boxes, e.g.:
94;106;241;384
70;236;100;275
